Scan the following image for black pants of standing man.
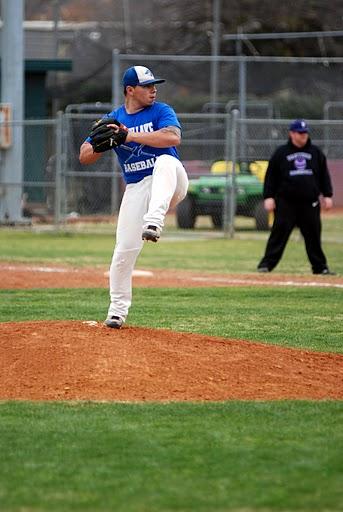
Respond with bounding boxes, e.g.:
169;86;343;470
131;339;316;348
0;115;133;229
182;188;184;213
257;197;328;274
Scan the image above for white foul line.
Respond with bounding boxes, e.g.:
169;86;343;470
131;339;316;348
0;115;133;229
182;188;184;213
191;277;343;289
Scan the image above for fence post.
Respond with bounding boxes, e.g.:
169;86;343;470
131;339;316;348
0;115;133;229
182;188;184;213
54;111;63;226
222;112;231;236
229;109;239;238
224;109;239;238
112;49;121;109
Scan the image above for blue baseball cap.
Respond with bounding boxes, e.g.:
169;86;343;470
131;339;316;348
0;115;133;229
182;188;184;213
289;119;309;133
122;66;166;88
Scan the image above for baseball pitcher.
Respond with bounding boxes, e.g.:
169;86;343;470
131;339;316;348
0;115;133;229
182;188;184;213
79;65;189;328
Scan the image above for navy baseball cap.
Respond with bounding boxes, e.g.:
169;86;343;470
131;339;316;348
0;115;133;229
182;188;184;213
122;66;166;88
289;119;309;133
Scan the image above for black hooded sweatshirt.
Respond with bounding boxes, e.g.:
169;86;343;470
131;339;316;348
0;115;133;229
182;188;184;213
263;138;333;203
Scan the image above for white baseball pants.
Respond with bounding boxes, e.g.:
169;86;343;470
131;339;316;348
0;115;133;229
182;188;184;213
107;154;189;321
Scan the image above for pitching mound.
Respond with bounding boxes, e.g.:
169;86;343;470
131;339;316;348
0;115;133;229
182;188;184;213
1;320;342;401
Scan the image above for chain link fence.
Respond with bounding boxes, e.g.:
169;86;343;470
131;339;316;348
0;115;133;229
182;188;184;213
0;114;342;237
173;115;343;235
0;119;57;222
57;112;121;221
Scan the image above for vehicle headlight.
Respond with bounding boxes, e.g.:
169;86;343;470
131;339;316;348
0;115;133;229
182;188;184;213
200;187;212;194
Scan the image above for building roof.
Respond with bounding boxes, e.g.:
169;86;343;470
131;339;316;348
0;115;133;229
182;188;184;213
0;21;73;71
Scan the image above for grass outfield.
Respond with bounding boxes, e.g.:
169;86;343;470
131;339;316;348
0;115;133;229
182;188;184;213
1;401;342;512
1;227;343;274
0;228;342;511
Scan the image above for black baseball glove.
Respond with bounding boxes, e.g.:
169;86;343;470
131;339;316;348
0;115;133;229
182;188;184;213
89;117;128;153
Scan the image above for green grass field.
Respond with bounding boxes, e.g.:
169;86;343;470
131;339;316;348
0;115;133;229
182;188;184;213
1;401;342;512
0;226;342;511
1;223;343;273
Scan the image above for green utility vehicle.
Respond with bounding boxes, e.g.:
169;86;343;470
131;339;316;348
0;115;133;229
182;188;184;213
176;161;270;231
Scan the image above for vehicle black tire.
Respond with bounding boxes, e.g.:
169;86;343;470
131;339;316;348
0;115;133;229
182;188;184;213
176;195;196;229
211;213;223;228
254;200;270;231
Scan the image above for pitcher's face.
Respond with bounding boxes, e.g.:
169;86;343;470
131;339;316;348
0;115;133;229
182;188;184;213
127;84;157;107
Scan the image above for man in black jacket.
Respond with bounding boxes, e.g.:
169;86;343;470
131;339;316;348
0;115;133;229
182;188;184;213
257;119;335;275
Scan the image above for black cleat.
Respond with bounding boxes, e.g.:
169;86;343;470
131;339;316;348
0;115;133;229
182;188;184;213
104;315;123;329
142;225;161;243
313;268;336;276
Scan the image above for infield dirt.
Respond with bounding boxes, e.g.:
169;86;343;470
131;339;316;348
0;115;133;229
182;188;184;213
1;263;342;401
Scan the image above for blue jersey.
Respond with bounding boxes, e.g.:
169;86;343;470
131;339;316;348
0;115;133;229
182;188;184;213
87;102;181;184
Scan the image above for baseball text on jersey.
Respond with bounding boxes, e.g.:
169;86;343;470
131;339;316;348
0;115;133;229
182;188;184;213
124;158;156;173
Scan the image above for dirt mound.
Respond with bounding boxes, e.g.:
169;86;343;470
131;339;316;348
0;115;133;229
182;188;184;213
1;321;342;401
